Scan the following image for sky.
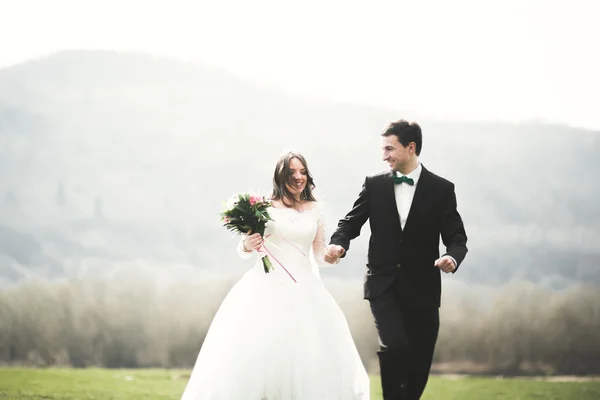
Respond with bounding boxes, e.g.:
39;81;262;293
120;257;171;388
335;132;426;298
1;0;599;130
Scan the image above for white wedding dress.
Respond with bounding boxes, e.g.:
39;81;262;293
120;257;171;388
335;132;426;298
181;203;370;399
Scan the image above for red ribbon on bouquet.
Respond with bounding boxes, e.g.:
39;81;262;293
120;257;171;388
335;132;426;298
257;234;305;283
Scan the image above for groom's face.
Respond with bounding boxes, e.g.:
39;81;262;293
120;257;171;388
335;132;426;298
382;135;412;172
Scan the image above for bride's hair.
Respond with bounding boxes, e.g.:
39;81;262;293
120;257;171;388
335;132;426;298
270;152;316;207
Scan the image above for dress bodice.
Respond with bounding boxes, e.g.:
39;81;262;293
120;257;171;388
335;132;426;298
238;202;330;283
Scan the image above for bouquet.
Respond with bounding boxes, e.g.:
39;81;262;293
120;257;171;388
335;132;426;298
221;193;274;274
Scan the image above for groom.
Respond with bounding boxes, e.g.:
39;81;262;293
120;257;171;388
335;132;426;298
325;120;468;400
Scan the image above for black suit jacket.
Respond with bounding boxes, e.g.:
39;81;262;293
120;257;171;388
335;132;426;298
330;165;468;308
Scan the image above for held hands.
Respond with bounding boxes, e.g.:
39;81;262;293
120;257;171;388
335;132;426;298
242;230;264;252
324;245;345;264
434;255;456;273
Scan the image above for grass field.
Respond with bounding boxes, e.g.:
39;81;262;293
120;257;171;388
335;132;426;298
0;368;599;399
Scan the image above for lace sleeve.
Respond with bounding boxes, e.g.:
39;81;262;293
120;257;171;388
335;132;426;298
236;237;253;259
312;202;338;268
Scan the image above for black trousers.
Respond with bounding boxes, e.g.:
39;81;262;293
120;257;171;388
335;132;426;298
368;279;440;400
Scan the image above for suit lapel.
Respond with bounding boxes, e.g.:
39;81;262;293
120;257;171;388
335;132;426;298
403;166;432;233
385;171;403;232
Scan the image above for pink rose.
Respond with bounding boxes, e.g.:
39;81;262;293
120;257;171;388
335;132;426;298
249;195;263;206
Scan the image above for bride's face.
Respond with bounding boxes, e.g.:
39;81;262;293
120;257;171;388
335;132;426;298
285;157;308;198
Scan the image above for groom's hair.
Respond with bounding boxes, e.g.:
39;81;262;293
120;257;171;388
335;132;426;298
381;120;423;156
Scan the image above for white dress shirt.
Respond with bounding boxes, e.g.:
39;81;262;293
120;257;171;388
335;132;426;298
393;163;422;230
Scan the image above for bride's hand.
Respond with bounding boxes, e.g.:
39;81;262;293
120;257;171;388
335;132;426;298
242;230;264;252
324;245;345;263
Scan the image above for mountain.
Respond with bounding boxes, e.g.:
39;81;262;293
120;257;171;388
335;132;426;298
1;50;599;288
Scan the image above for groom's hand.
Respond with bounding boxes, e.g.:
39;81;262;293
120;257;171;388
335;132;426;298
324;245;345;264
435;256;456;273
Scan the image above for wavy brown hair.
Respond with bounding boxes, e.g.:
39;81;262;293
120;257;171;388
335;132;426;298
270;152;316;208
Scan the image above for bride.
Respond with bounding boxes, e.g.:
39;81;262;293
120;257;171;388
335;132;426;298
181;152;370;400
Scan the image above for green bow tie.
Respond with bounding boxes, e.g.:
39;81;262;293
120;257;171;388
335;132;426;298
393;175;414;185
